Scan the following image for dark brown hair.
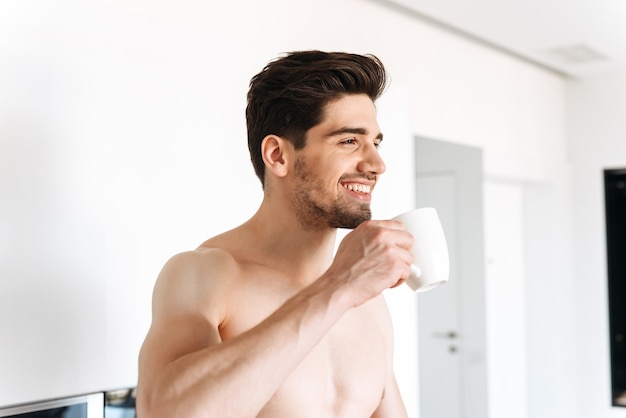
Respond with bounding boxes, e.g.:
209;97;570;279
246;50;389;187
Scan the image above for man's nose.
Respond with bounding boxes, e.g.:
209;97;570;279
357;143;386;175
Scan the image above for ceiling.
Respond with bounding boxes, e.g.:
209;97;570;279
380;0;626;79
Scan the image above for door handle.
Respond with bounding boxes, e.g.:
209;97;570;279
432;331;458;339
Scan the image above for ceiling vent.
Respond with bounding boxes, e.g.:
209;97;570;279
545;43;608;65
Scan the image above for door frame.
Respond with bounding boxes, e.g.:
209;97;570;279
415;136;489;418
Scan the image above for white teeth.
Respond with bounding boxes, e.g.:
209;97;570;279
344;183;371;194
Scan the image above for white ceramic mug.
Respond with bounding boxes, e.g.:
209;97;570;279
392;207;450;292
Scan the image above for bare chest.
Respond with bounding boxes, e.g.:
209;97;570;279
221;289;389;417
263;314;387;417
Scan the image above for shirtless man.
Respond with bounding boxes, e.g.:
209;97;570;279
137;50;414;418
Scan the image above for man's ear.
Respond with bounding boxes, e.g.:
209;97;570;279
261;135;292;178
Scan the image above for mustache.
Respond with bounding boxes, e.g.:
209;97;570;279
339;173;377;182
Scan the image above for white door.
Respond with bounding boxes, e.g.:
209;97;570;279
415;137;488;418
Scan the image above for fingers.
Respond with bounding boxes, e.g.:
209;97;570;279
389;277;407;289
333;219;417;295
365;218;406;231
377;222;415;284
350;219;415;277
359;220;414;255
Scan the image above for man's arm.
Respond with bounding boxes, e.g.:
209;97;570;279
138;249;351;418
137;220;414;418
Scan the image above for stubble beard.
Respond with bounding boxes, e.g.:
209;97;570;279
293;157;372;231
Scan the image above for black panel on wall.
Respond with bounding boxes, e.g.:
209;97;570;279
605;168;626;407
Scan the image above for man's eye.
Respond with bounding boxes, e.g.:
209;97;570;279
342;138;357;145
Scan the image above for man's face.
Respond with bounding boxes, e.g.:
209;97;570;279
291;94;386;231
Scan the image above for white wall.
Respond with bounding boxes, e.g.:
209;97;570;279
484;181;527;418
567;74;626;418
1;0;573;415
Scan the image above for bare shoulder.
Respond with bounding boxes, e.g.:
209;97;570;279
151;246;239;324
139;244;241;368
157;246;240;287
137;246;242;405
147;224;256;335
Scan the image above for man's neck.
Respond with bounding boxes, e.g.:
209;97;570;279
244;202;339;284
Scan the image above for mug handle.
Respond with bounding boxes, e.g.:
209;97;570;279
410;264;422;279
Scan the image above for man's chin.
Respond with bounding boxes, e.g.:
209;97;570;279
329;209;371;229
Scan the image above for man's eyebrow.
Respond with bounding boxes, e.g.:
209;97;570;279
326;127;384;141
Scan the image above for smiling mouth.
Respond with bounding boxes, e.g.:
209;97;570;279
342;183;372;194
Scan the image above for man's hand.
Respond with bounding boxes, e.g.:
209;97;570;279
323;219;415;308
